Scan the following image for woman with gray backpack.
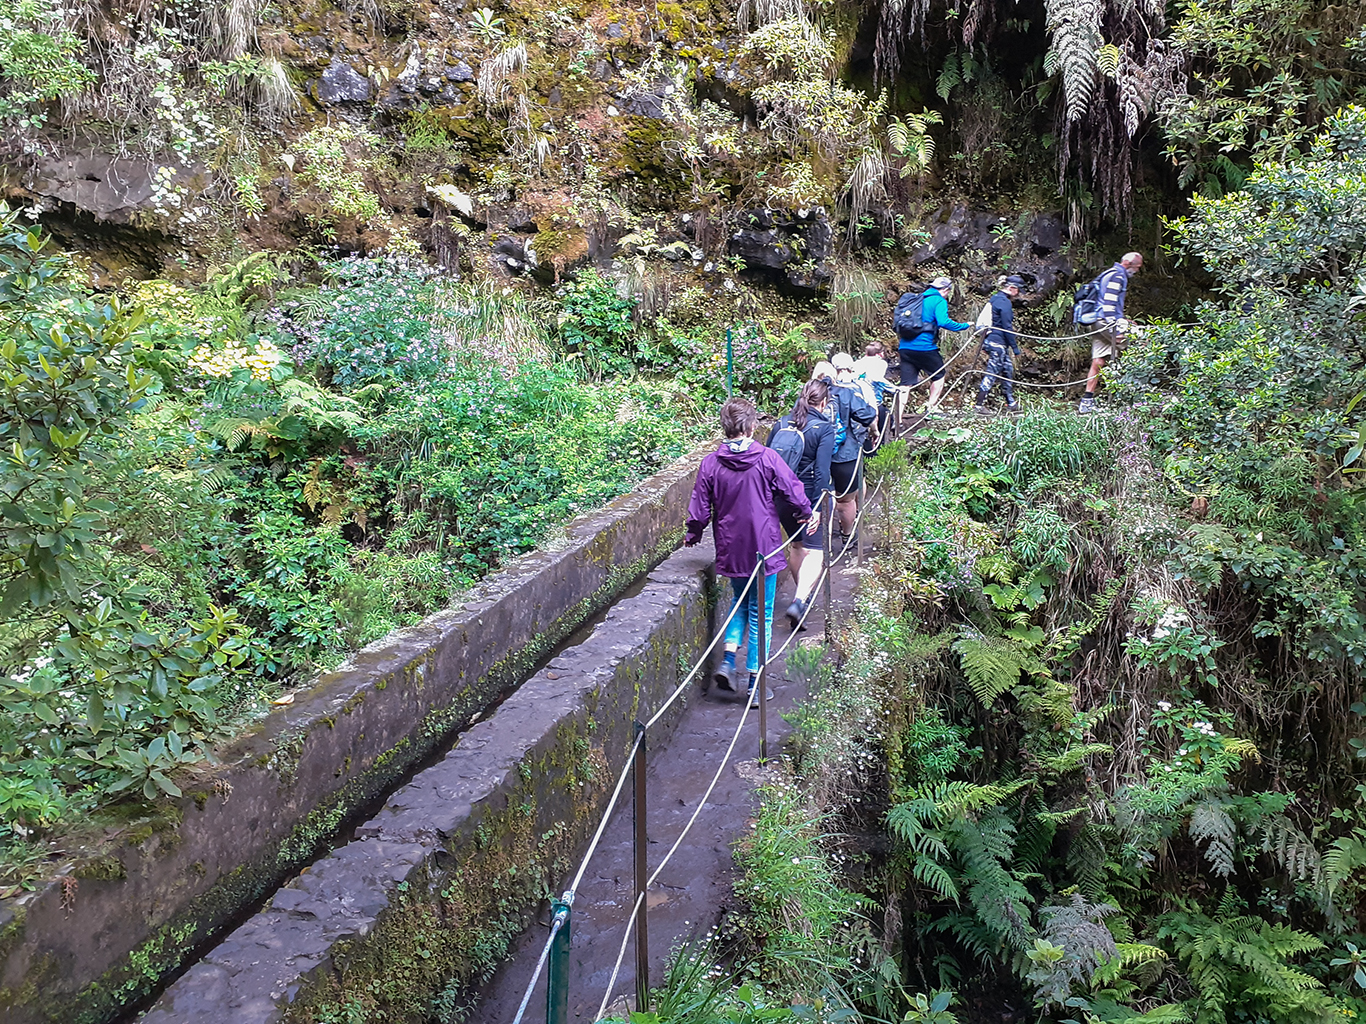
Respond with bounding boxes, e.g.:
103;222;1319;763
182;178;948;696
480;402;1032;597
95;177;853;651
767;379;835;629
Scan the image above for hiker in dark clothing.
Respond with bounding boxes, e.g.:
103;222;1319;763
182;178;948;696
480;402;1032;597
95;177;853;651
685;397;813;707
774;379;836;629
975;275;1023;414
1080;251;1142;414
812;360;877;542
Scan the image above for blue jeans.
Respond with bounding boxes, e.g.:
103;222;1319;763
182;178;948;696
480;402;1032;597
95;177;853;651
725;572;777;675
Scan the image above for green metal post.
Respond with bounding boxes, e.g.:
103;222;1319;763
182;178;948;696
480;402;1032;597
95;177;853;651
726;328;734;397
546;899;571;1024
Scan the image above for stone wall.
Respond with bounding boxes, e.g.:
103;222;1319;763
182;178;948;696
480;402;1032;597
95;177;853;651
140;541;719;1023
0;447;709;1024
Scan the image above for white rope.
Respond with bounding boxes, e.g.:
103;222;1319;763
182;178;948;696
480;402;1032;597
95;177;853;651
510;907;569;1024
568;729;644;896
597;687;757;1020
596;890;646;1021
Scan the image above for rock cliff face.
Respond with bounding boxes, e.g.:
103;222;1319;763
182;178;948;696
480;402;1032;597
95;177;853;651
0;0;1079;308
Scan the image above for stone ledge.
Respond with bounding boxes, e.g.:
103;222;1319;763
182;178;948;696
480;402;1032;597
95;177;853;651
140;541;718;1024
0;447;708;1024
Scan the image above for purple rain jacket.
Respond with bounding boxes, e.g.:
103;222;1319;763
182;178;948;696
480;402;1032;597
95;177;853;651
685;437;812;578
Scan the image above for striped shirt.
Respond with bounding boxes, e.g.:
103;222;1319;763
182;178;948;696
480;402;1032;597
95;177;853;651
1097;263;1130;320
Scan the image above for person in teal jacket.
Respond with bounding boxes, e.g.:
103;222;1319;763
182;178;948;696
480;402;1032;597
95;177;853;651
898;275;970;415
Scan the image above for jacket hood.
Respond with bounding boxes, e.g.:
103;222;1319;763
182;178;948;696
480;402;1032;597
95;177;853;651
717;437;764;471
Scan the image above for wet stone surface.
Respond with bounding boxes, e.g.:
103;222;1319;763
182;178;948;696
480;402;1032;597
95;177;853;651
139;542;720;1024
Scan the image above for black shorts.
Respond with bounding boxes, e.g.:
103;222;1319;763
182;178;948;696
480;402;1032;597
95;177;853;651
780;509;819;544
831;459;861;500
900;347;945;384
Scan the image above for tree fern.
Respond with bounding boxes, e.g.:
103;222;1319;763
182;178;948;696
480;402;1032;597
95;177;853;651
1043;0;1102;122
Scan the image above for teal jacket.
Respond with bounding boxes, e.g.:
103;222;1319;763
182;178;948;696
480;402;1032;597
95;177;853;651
902;288;969;351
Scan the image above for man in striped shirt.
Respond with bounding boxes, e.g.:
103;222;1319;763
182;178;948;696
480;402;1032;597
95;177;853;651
1079;251;1143;414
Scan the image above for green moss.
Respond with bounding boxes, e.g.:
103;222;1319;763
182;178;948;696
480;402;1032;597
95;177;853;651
73;855;126;882
5;521;685;1024
0;904;26;964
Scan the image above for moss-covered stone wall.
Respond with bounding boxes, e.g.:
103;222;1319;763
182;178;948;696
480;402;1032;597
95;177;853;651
0;447;708;1024
140;541;718;1024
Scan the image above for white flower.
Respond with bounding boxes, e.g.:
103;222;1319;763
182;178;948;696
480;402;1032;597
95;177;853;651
1157;700;1171;711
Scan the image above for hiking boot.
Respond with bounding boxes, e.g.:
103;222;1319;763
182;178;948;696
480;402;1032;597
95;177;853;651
748;683;776;709
973;403;990;416
713;662;737;692
1078;395;1097;415
1006;402;1021;414
785;597;806;630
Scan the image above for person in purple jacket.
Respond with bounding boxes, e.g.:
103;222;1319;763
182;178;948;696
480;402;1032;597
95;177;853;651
685;396;815;708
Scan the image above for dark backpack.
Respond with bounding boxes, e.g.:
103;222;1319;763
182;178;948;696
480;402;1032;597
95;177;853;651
768;420;806;471
894;291;931;340
1072;275;1103;325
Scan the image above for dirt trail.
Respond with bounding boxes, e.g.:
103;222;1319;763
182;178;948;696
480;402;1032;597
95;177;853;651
471;562;861;1023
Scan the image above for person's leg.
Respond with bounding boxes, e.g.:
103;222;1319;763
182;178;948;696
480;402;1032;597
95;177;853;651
927;378;945;408
743;571;776;676
836;496;856;533
1083;330;1113;408
719;575;749;687
899;349;920;388
1001;351;1017;407
923;348;947;410
793;542;823;603
1086;356;1105;394
786;542;804;586
976;345;1002;407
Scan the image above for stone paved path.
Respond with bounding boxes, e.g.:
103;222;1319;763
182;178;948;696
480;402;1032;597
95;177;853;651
470;558;861;1023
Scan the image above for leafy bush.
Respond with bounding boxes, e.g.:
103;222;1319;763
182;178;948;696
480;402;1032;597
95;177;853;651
557;270;638;378
270;255;446;388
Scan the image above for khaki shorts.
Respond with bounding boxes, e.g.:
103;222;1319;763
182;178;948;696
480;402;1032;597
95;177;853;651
1091;327;1119;361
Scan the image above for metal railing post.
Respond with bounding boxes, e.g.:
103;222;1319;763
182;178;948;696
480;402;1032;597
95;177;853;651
726;328;734;397
857;473;866;565
631;722;649;1013
823;492;834;643
756;553;768;762
546;899;571;1024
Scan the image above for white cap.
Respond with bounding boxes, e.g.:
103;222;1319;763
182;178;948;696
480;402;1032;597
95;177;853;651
831;352;856;371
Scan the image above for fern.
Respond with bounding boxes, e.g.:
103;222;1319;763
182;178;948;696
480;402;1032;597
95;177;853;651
887;107;943;177
1158;906;1334;1024
936;51;961;101
952;629;1037;707
1096;41;1121;78
1188;798;1237;877
950;810;1034;950
1043;0;1102;122
1259;815;1320;885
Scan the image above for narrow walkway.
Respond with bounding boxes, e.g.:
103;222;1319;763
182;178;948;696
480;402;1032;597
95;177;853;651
472;562;861;1022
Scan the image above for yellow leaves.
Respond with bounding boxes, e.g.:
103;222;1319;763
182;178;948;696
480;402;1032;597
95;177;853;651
188;337;282;381
1221;736;1261;763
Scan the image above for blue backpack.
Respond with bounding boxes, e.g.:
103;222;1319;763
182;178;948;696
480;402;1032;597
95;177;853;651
1073;275;1103;324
